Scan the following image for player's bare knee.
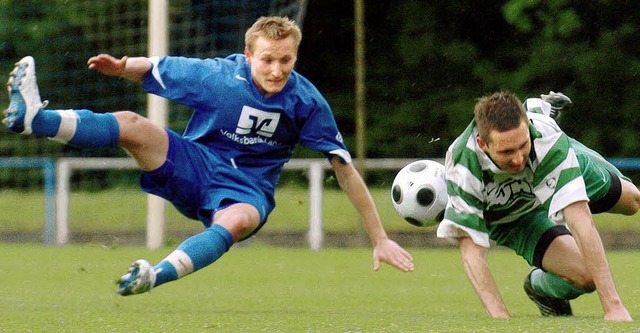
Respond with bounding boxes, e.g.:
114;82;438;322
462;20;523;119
214;205;260;240
113;111;151;147
114;110;140;122
617;196;640;216
628;191;640;215
618;181;640;215
224;217;258;241
624;201;640;216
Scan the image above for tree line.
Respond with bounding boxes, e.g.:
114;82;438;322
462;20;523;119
298;0;640;164
1;0;639;187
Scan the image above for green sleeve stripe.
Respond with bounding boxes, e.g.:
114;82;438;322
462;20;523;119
451;121;476;164
556;166;582;191
444;207;488;233
457;146;483;181
533;133;570;186
447;179;483;210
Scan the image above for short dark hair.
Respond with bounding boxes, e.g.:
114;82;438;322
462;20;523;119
474;90;528;144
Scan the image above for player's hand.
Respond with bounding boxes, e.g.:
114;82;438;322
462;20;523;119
87;54;128;77
604;307;633;322
372;238;414;272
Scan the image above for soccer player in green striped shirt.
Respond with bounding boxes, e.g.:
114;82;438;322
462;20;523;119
437;90;639;321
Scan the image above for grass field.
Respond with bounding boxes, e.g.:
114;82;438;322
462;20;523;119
1;186;638;235
1;186;639;331
1;243;640;332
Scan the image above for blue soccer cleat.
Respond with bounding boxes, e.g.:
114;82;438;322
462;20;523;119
117;259;156;296
3;56;48;134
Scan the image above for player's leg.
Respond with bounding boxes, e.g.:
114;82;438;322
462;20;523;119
540;91;571;120
523;230;594;317
535;234;595;295
607;179;640;216
493;211;592;316
573;138;640;216
112;111;169;171
153;203;261;289
3;56;168;171
523;91;571;120
117;203;261;296
155;204;260;285
4;56;118;145
116;135;265;295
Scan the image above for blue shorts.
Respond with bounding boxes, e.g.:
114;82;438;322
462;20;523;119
139;129;274;230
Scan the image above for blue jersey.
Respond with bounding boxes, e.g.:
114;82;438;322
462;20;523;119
142;54;350;194
138;54;350;227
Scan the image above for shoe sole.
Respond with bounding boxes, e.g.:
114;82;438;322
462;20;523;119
4;56;42;135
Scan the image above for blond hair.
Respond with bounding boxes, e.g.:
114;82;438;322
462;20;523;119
245;16;302;52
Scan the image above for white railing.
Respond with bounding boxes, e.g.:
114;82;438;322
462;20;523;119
54;157;425;250
3;156;637;249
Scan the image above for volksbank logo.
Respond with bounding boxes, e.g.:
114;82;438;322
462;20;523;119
236;106;280;138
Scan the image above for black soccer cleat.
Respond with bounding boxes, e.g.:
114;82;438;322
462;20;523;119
523;269;573;317
540;91;572;120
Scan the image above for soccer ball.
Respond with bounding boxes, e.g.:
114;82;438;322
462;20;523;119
391;159;448;227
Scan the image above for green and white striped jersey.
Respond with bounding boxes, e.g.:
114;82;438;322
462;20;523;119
436;99;588;248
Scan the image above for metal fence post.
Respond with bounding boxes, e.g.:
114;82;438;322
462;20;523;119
307;161;324;251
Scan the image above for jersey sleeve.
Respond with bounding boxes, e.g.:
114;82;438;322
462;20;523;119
297;92;352;164
436;132;491;248
528;115;589;222
142;56;227;109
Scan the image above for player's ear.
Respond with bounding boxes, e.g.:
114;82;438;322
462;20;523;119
476;135;488;150
244;47;252;63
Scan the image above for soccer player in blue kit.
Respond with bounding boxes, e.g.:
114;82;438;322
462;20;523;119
3;16;414;296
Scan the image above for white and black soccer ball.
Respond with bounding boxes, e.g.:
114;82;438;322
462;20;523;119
391;159;448;227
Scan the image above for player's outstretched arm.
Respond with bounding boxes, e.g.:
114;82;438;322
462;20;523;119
459;237;510;319
564;201;632;322
330;157;414;272
87;54;151;83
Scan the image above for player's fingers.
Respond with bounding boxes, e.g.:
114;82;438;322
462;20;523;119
397;255;414;272
389;245;414;270
383;253;413;272
87;56;98;67
401;248;414;262
373;256;381;271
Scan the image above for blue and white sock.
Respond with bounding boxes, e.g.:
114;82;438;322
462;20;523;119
31;109;119;148
152;224;234;287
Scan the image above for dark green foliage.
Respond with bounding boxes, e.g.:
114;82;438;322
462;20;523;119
2;0;640;188
298;0;640;168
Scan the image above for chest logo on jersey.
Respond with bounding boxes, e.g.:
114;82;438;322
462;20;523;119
236;106;281;138
485;179;535;207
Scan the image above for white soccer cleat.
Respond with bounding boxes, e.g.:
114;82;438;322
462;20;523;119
540;91;571;120
3;56;48;134
116;259;156;296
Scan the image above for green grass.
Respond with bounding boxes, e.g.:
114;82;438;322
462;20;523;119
1;244;639;332
0;186;638;235
1;186;639;331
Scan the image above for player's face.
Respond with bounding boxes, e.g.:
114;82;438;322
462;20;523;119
245;36;297;97
478;121;531;175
